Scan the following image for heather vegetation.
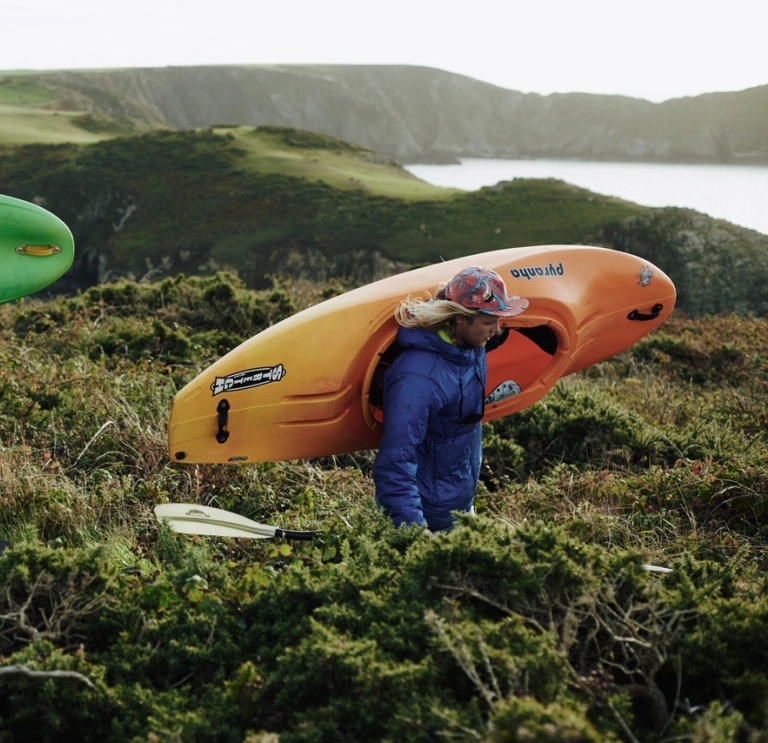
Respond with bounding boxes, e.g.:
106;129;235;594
0;272;766;742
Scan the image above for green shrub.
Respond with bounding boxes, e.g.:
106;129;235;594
0;285;766;741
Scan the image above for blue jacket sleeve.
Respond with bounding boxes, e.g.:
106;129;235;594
373;370;441;527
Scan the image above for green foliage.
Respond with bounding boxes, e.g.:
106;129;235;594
489;696;609;742
0;285;766;740
0;129;651;300
73;112;139;136
605;208;768;317
378;178;641;262
0;77;58;106
680;586;768;717
254;125;367;153
9;272;296;365
484;381;678;480
2;127;767;316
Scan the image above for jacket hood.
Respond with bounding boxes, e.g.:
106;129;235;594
396;326;478;367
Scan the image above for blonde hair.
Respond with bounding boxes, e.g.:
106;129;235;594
395;289;478;330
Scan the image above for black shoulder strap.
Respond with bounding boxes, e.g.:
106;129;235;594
369;340;404;408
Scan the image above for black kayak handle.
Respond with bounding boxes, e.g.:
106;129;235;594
216;399;230;443
628;303;663;322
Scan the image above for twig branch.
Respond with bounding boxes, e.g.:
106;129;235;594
73;420;115;466
0;664;94;688
425;610;499;710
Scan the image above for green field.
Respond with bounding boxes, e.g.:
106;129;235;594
0;76;58;106
0;103;116;145
224;126;459;200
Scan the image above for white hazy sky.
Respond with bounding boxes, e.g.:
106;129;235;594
5;0;766;102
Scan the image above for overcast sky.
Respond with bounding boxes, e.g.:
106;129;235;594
5;0;766;102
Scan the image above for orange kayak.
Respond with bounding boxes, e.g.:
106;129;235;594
168;245;676;464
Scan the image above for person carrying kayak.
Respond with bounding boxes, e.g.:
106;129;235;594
373;266;528;532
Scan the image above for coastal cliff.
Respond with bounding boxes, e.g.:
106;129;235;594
14;64;768;164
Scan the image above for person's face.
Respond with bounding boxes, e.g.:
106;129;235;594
454;314;501;348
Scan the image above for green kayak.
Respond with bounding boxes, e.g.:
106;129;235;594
0;194;75;304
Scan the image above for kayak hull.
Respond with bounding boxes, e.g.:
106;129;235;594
168;245;676;464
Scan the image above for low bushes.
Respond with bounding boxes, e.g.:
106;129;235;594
0;277;766;741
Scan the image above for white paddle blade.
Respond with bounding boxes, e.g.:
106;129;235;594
642;564;673;573
154;503;276;539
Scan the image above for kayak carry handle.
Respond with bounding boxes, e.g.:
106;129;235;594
627;304;663;322
15;243;63;256
216;399;230;444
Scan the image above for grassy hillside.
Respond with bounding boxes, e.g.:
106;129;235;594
0;127;646;291
0;76;154;145
0;73;159;144
226;126;451;200
0;275;766;741
4;125;768;317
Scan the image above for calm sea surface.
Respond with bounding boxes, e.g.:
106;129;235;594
405;159;768;236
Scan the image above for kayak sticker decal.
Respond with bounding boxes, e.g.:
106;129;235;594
508;262;564;280
211;364;286;396
637;265;654;287
485;380;522;404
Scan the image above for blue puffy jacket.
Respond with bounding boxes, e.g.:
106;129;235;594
373;326;505;531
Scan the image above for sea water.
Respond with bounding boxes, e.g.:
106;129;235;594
405;158;768;236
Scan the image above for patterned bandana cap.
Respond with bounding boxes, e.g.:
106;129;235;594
444;266;529;317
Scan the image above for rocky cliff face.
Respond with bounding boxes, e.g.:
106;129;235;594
35;65;768;164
